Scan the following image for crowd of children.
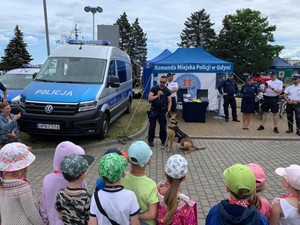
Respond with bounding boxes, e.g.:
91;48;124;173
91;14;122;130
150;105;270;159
0;140;300;225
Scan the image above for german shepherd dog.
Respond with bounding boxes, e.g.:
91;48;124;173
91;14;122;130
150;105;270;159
165;112;206;153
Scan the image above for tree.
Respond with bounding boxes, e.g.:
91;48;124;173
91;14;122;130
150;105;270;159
214;8;284;77
0;25;32;71
115;12;132;55
178;9;216;52
115;13;147;80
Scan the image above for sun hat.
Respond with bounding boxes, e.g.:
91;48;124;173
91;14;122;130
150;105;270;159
0;142;35;172
223;163;256;195
104;148;128;159
128;141;153;167
165;154;188;179
98;153;128;183
61;154;94;178
247;163;266;187
275;164;300;190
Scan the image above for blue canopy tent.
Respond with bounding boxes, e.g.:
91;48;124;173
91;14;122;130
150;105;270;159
270;57;300;78
142;49;172;99
151;48;234;110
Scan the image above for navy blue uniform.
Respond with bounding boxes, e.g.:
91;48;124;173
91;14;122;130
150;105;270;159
148;85;171;145
218;78;239;120
240;83;258;113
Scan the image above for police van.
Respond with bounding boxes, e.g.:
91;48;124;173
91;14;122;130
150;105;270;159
18;40;132;139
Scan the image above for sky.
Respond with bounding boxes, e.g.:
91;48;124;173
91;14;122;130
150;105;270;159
1;0;300;65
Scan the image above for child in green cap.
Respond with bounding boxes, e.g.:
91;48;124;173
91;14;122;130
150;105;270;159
88;153;140;225
205;163;269;225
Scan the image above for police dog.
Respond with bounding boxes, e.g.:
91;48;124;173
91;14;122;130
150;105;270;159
165;112;206;153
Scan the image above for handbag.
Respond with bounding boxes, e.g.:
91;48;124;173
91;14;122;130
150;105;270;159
94;191;120;225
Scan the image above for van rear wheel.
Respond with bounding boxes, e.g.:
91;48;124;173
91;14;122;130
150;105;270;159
98;113;109;140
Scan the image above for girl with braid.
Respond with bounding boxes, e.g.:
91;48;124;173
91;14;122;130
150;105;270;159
157;154;197;225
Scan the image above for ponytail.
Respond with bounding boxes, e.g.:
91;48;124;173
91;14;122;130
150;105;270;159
163;175;184;225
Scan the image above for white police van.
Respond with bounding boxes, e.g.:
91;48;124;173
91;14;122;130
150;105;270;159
19;40;132;139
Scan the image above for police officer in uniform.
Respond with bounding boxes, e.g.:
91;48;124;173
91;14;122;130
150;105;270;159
147;75;172;147
218;73;240;122
166;72;178;112
240;76;259;129
284;74;300;136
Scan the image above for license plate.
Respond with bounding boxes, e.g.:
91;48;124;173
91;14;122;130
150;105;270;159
37;123;60;130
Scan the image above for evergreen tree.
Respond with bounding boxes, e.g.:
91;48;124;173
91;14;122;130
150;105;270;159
0;25;33;71
178;9;216;52
131;18;147;64
115;12;132;55
214;9;284;77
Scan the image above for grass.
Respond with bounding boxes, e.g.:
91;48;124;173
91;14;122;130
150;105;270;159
19;99;149;149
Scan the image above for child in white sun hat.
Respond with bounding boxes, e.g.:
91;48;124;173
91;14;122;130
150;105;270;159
269;164;300;225
157;154;197;225
0;142;43;225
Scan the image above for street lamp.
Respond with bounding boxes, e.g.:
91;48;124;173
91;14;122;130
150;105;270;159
84;6;103;41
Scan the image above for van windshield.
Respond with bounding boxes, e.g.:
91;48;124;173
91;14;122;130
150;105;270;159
36;57;106;83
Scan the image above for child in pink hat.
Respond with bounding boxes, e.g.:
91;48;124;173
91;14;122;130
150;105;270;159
0;142;43;225
269;164;300;225
248;163;271;218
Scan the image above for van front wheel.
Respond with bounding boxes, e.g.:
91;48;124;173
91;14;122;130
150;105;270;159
98;113;109;140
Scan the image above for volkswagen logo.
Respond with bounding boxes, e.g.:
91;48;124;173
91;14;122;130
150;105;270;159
45;105;54;114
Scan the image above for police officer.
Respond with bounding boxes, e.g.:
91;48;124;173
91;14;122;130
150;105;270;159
257;72;283;133
218;73;240;122
240;76;259;129
147;75;172;147
284;74;300;136
166;72;178;112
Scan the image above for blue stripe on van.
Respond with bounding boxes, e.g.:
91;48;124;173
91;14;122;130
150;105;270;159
22;82;101;102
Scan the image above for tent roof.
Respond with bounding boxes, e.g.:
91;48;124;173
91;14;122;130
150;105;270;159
271;57;292;68
146;49;172;63
153;48;233;73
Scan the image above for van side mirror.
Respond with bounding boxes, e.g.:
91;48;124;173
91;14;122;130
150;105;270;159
108;76;120;88
33;72;38;80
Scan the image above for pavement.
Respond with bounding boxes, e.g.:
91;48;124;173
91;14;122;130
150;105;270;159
28;109;300;225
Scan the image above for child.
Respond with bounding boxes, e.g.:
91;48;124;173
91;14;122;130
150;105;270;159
248;163;272;218
269;164;300;225
88;153;140;225
55;154;94;225
205;163;269;225
157;154;197;225
0;142;43;225
122;141;159;225
39;141;88;225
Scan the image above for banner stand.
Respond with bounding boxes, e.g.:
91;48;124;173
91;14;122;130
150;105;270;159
214;95;224;120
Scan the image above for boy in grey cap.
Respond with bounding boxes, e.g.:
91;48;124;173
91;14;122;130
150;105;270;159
55;154;94;225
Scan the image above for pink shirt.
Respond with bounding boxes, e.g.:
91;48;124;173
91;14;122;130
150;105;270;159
259;197;272;218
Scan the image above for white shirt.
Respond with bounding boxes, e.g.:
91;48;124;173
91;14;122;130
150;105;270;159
167;81;178;98
279;199;300;225
266;79;283;96
284;84;300;101
89;188;140;225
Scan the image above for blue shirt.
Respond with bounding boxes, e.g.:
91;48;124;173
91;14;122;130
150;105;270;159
0;113;18;136
218;79;239;95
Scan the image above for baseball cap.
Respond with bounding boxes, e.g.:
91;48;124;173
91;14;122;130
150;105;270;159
167;72;175;76
103;148;128;159
0;142;35;172
292;74;300;79
223;163;256;195
246;76;252;81
228;73;234;77
165;154;188;179
61;154;94;178
247;163;266;186
269;71;276;76
275;164;300;190
128;141;153;167
98;153;128;183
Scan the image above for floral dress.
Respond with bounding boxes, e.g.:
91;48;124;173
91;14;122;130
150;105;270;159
157;180;197;225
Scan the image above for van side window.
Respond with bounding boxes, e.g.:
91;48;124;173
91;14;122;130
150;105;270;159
117;61;126;83
108;61;116;77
